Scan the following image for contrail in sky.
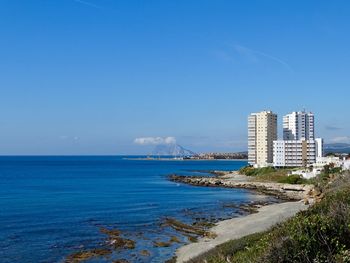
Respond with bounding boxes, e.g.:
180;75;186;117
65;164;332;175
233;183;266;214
233;44;294;73
72;0;102;9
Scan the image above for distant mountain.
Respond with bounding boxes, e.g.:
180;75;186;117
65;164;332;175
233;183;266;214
324;143;350;154
152;144;197;156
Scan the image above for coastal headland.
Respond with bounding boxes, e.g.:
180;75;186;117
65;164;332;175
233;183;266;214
169;171;316;201
169;171;321;262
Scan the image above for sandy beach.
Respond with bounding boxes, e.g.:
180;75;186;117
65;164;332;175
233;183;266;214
176;201;309;263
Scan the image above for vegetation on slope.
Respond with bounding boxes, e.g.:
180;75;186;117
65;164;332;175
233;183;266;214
239;166;310;184
189;171;350;263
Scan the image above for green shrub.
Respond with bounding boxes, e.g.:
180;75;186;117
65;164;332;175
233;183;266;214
324;164;342;175
188;232;266;263
239;166;276;176
277;174;307;184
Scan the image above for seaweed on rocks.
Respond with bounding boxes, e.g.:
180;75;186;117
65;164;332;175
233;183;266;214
113;259;129;263
185;234;198;243
99;227;136;250
161;217;217;239
139;249;151;257
223;200;280;215
65;248;112;262
192;221;216;228
169;235;181;243
153;241;172;247
65;227;136;262
100;227;121;237
153;235;182;247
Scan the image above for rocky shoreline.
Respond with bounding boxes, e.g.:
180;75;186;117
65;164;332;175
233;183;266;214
169;171;324;262
169;172;318;202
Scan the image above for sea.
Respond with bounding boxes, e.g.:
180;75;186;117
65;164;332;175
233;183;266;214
0;156;273;263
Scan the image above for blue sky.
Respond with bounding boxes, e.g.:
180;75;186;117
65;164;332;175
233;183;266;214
0;0;350;155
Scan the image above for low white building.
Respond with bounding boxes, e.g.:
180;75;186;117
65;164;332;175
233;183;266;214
343;160;350;170
313;156;342;168
290;169;319;179
273;138;323;167
289;156;350;179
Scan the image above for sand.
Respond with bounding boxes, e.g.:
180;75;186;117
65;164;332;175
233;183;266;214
176;201;308;263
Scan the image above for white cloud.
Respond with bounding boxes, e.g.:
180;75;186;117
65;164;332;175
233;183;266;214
329;136;350;143
134;137;176;145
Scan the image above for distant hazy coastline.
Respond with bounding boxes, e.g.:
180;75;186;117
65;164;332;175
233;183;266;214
123;157;248;161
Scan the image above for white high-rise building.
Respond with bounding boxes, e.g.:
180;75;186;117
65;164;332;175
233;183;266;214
248;111;277;167
273;110;323;167
283;111;314;140
315;138;324;158
273;139;323;167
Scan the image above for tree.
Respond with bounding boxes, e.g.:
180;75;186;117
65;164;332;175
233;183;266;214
323;164;330;175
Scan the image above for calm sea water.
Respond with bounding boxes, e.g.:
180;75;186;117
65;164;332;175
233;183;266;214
0;156;269;263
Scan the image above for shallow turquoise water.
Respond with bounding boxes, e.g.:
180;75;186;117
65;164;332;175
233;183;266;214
0;156;268;262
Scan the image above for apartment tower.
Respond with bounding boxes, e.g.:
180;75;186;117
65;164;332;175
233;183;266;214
274;110;323;167
248;111;277;167
283;111;314;140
